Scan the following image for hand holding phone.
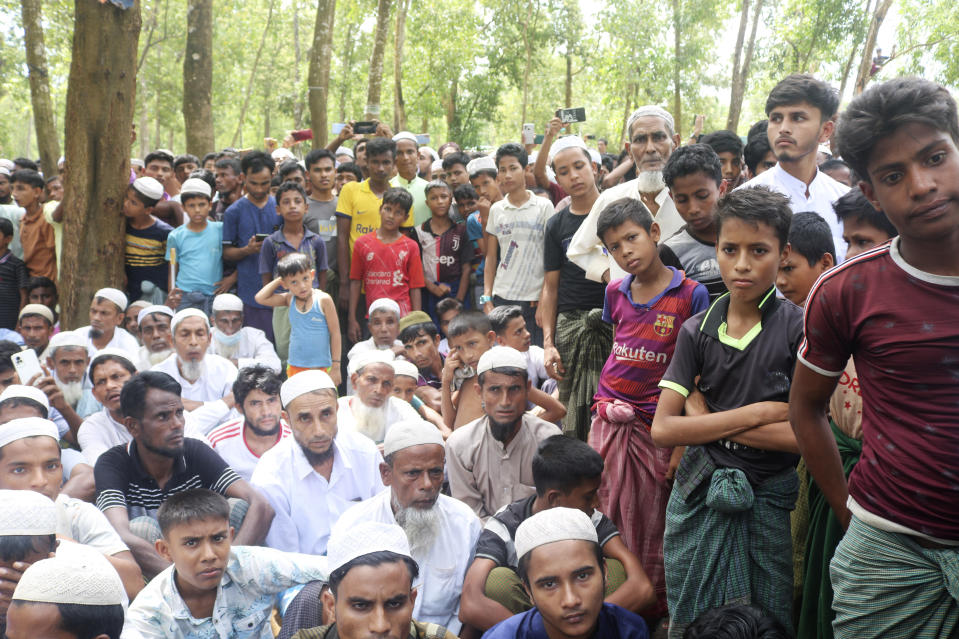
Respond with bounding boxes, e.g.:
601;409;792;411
522;123;535;145
11;349;44;386
555;107;587;124
354;121;377;134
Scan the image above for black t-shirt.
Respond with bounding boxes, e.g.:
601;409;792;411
0;252;28;330
544;206;607;312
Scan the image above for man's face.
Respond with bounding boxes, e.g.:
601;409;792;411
402;331;441;371
139;313;173;353
28;286;56;309
448;329;493;370
841;216;893;261
309;158;336;194
214;166;242;196
717;218;784;307
524;540;605;639
669;172;723;236
90;360;133;413
5;601;74;639
716;151;743;183
391;375;417;403
326;562;416;639
144;160;174;184
776;245;831;307
355;142;368;167
369;310;399;347
173;317;211;363
46;178;63;202
285;390;339;457
88;298;122;337
130;388;186;458
445;163;469;188
368;152;395;183
0;174;11;200
157;518;232;595
175;161;198;183
752;150;777;178
498;316;531;352
335;170;358;192
417;150;433;176
381;444;445;510
0;368;16;391
123;305;142;335
17;316;52;353
0;436;62;501
241;388;282;437
767;101;831;164
478;371;528;436
470;173;501;202
395;140;419;179
282;169;306;187
629;115;677;172
212;311;243;337
552;148;596;199
822;163;853;187
244;167;273;202
49;347;88;384
352;363;395;409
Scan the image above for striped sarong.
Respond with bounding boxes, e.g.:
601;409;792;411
554;308;612;441
664;446;797;638
830;515;959;639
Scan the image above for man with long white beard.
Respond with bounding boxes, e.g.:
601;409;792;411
337;350;420;445
135;304;175;369
332;420;481;634
567;105;684;284
208;293;281;372
39;331;99;433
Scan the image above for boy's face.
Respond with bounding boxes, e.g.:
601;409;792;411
28;286;56;309
282;269;315;301
497;157;526;195
183;197;211;225
45;178;63;202
278;190;306;221
753;150;778;177
601;220;661;277
0;232;11;253
448;329;494;371
426;188;451;216
369;310;399;346
0;436;63;501
717;218;784;305
12;182;42;209
175;161;198;183
379;202;407;232
145;160;174;184
438;309;460;337
309;158;335;193
445;163;469;188
283;169;306;187
368;152;396;183
157;518;233;595
860;122;959;246
244;167;273;202
669;172;723;236
776;245;832;307
392;375;417;404
470;173;501;202
841;216;893;261
552;148;596;198
335;170;358;192
767;101;832;164
497;316;531;352
716;151;743;183
403;330;441;371
549;476;602;516
123;188;149;219
455;195;477;215
524;540;605;639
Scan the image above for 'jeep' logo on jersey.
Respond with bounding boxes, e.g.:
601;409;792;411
653;313;674;337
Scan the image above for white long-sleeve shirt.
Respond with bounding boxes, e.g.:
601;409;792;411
208;326;282;373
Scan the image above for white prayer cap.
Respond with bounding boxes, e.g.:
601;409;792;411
391;359;419;380
46;330;88;355
588;149;602;165
420;146;439;162
170;308;210;333
548;135;589;163
13;548;126;606
180;177;212;199
392;131;418;145
272;148;296;162
89;348;137;373
130;158;145;169
368;297;401;318
335;147;354;160
328;521;412;574
348;350;395;377
0;167;10;177
57;156;66;166
131;176;164;201
280;370;337;408
0;417;59;451
514;507;598;561
94;288;128;312
18;303;54;324
383;419;444;457
128;300;151;312
431;159;444;173
137;304;174;325
467;156;497;177
212;294;244;313
476;346;526;375
0;386;50;412
626;105;675;136
0;489;56;535
528;152;538;166
0;159;14;172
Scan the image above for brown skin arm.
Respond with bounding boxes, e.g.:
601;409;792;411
337;217;352;309
528;387;566;424
410;288;422;311
650;388;788;448
348;280;362;344
540;270;563;380
223;479;274;545
59;462;96;502
105;550;144;599
103;507;171;579
601;535;656;612
459;557;515;630
729;421;800;453
440;350;462;428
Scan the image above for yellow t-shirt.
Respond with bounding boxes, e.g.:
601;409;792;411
335;179;413;253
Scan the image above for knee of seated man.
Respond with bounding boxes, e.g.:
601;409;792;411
484;566;531;614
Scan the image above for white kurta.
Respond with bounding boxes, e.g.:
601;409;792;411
209;326;282;373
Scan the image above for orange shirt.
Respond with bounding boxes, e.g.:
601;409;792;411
19;208;57;280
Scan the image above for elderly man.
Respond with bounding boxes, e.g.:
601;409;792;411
338;350;420;445
446;347;561;521
75;287;140;356
208;293;281;372
16;303;53;354
252;370;383;555
391;131;430;225
135;304;174;370
333;420;481;633
567;106;684;284
33;330;99;438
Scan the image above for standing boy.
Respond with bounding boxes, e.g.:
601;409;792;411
775;212;835;307
833;186;898;261
415;180;473;322
0;218;27;330
166;178;225;314
467;156;502;304
124;176;172;302
11;169;56;280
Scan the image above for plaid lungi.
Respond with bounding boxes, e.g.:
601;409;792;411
555;308;612;441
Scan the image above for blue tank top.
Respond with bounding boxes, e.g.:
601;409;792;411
288;290;332;367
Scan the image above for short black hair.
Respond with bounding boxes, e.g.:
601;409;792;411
442;152;470;172
157;488;230;536
532;434;604;496
743;135;773;175
233;364;282;407
382;187;413;213
0;340;22;374
765;73;839;121
11;169;44;190
487;305;524;335
0;217;13;237
276;181;307;204
202;152;219;166
120;371;182;420
596;198;653;246
399;321;438;345
37;602;124;639
144;150;174;167
25;276;57;297
89;352;137;383
517;538;603;587
836;76;959;184
12;157;38;172
188;168;216;192
787;212;836;265
174;153;200;170
663;144;722;189
0;396;48;419
336;162;363;182
683;603;789;639
0;534;56;562
832;187;898;238
328;551;419;597
424;179;450;197
305;148;336;170
448;310;491;339
452;184;478;202
716;186;792;250
746;119;768;141
366;137;396;160
700;130;744;158
240;150;275;176
436;297;463;317
214;156;242;176
477;366;527;386
277;252;313;278
278;160;305;181
495;143;527;170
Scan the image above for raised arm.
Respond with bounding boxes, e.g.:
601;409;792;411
528;386;566;424
254;277;289;307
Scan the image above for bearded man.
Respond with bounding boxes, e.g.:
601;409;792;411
135;305;174;370
337;350;420;445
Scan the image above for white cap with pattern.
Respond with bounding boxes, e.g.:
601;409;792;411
12;546;126;606
93;288;128;312
514;506;598;561
476;346;526;375
383;419;444;457
328;521;412;573
0;488;57;535
280;370;337;408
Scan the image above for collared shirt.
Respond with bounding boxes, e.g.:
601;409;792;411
222;196;282;308
19;207;57;279
76;325;140;359
78;407;218;466
332;490;482;633
485;192;556;301
122;546;329;639
55;493;129;556
336;179;414;253
208;417;292;482
258;227;328;288
153;353;238;403
208;326;282;373
336;395;421;444
390;173;430;225
446;414;561;520
566;181;684;283
250;430;384;555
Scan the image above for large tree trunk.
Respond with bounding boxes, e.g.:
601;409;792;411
854;0;894;94
292;3;303;129
308;0;336;149
671;0;682;137
366;0;392;120
392;0;410;131
337;22;355;123
20;0;60;175
231;0;275;147
182;0;214;157
565;51;573;108
726;0;763;131
60;0;140;328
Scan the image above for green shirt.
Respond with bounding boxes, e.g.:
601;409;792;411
390;174;430;225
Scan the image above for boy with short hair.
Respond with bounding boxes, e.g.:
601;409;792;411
776;212;835;306
166;178;224;314
124;176;172;302
415;180;473;322
435;297;462;357
700;130;745;189
399;312;444;391
651;186;801;637
467;158;501;304
832;186;897;261
441;310;496;429
0;217;27;330
488;305;551;393
11;169;56;280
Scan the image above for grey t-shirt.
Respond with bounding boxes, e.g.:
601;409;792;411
305;197;338;273
660;227;726;301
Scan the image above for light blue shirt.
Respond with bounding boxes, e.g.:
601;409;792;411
166;222;223;295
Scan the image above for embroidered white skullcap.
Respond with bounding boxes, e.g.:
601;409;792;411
467;156;497;177
212;294;244;313
514;507;598;561
94;288;128;312
0;167;10;177
128;300;151;312
18;303;54;324
130;158;145;169
89;348;137;373
476;346;526;375
46;330;88;355
272;148;296;162
391;359;419;380
0;489;56;535
137;304;174;325
588;148;602;165
170;308;210;333
328;521;412;574
548;136;589;163
280;369;337;408
368;297;401;317
392;131;418;145
180;178;212;199
383;419;444;457
626;105;675;136
431;159;444;173
13;547;125;606
0;386;50;412
348;350;395;377
420;146;439;162
132;176;164;201
335;147;354;159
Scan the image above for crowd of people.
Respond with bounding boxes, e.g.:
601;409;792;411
0;71;954;639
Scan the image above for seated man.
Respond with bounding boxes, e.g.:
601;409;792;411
77;349;140;465
41;331;99;426
209;293;281;372
134;304;174;370
446;347;561;520
124;489;327;639
290;521;459;639
332;420;481;633
253;370;383;555
460;435;655;632
209;364;291;482
74;288;139;357
16;303;54;355
93;371;274;578
338;350;420;445
482;507;650;639
0;341;72;439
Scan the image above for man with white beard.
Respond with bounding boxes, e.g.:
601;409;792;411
566;105;685;284
208;293;281;372
337;350;420;445
332;420;481;633
135;305;175;370
39;331;99;431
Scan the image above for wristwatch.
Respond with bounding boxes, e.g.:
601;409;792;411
479;295;492;304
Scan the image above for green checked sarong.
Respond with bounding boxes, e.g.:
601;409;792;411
663;445;798;638
554;308;612;441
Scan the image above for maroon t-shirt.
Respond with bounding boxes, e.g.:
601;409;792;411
799;238;959;540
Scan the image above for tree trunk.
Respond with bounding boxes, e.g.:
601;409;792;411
444;77;458;138
671;0;682;137
565;51;573;108
20;0;60;175
392;0;410;131
232;0;276;147
854;0;894;94
60;0;140;328
520;1;534;124
725;0;750;131
727;0;763;131
366;0;392;120
308;0;336;149
182;0;214;157
293;3;303;129
337;23;355;123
